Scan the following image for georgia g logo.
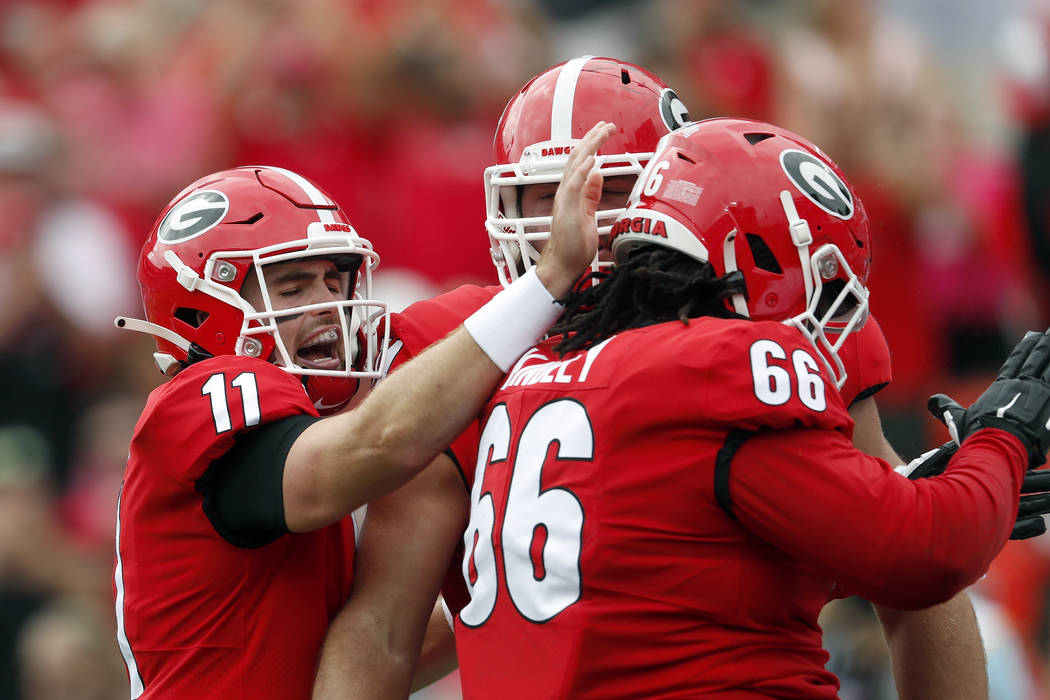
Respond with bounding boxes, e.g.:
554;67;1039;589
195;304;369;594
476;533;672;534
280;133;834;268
658;88;690;132
780;149;853;220
157;190;229;243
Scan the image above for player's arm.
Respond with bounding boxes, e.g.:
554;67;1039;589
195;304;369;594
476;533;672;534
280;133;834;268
411;598;458;692
312;453;466;699
727;423;1025;609
731;327;1050;608
283;121;614;531
850;396;989;700
875;594;986;700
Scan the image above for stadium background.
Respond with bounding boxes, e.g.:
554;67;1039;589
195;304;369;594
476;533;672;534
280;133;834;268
2;0;1050;697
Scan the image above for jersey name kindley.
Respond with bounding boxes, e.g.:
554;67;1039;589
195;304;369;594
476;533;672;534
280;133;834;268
500;338;614;390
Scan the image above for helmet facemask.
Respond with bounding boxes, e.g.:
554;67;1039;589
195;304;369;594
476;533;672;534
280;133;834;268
767;190;868;389
781;243;869;389
122;233;389;385
225;236;388;382
484;152;649;286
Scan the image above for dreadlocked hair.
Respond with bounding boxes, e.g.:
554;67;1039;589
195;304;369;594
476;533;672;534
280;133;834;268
550;245;746;356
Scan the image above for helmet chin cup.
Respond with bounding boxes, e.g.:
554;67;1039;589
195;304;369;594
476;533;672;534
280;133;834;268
305;374;362;416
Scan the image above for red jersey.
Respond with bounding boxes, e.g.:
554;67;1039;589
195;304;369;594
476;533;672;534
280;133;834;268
389;289;893;622
452;318;1023;699
114;356;356;700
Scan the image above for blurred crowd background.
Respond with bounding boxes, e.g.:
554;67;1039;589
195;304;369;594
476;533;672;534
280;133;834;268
2;0;1050;698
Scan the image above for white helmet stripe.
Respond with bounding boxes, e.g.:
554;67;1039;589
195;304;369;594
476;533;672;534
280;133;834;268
256;165;337;226
551;55;593;141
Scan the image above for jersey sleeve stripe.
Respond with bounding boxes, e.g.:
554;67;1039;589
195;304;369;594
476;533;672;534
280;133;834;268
714;428;754;518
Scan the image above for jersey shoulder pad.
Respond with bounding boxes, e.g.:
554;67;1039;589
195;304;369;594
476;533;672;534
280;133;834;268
838;314;892;407
135;356;316;479
389;284;501;360
689;319;851;432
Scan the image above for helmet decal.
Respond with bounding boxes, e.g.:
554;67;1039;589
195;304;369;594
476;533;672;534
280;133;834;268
157;190;229;243
658;88;690;131
779;149;853;220
550;55;592;140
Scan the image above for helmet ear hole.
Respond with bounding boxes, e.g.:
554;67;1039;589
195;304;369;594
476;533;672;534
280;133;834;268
745;234;782;274
174;308;209;328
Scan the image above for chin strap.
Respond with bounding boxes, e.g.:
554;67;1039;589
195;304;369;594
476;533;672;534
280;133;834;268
780;190;814;305
721;230;750;317
114;316;191;351
114;316;193;376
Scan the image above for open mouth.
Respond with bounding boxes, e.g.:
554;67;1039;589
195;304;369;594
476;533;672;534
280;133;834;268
296;327;343;370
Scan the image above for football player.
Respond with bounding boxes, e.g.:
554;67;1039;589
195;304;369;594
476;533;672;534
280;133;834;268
111;152;607;700
450;118;1039;698
313;58;999;699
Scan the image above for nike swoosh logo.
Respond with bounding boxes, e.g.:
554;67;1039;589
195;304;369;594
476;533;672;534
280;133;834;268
314;397;351;411
996;392;1021;418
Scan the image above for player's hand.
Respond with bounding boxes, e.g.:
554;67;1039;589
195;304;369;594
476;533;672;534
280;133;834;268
928;329;1050;467
896;441;955;480
898;440;1050;539
1016;470;1050;539
536;121;615;298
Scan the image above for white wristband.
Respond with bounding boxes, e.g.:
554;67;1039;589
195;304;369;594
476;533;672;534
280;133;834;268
463;267;564;372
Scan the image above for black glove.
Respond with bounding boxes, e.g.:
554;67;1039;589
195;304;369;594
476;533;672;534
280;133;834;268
1016;470;1050;539
899;439;1050;539
928;329;1050;467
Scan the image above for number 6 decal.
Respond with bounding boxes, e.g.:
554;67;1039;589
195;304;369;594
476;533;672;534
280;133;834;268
642;159;670;196
460;400;591;626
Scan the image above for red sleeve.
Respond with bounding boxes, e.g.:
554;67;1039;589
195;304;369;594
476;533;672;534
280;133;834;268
728;426;1025;610
136;357;317;481
388;284;501;361
838;315;893;407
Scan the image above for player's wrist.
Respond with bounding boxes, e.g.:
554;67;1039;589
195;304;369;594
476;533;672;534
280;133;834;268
534;257;579;300
463;267;564;372
896;441;956;480
973;419;1042;465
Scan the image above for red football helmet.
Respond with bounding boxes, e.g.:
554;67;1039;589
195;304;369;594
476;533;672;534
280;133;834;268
485;55;690;286
610;118;871;387
117;166;389;414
